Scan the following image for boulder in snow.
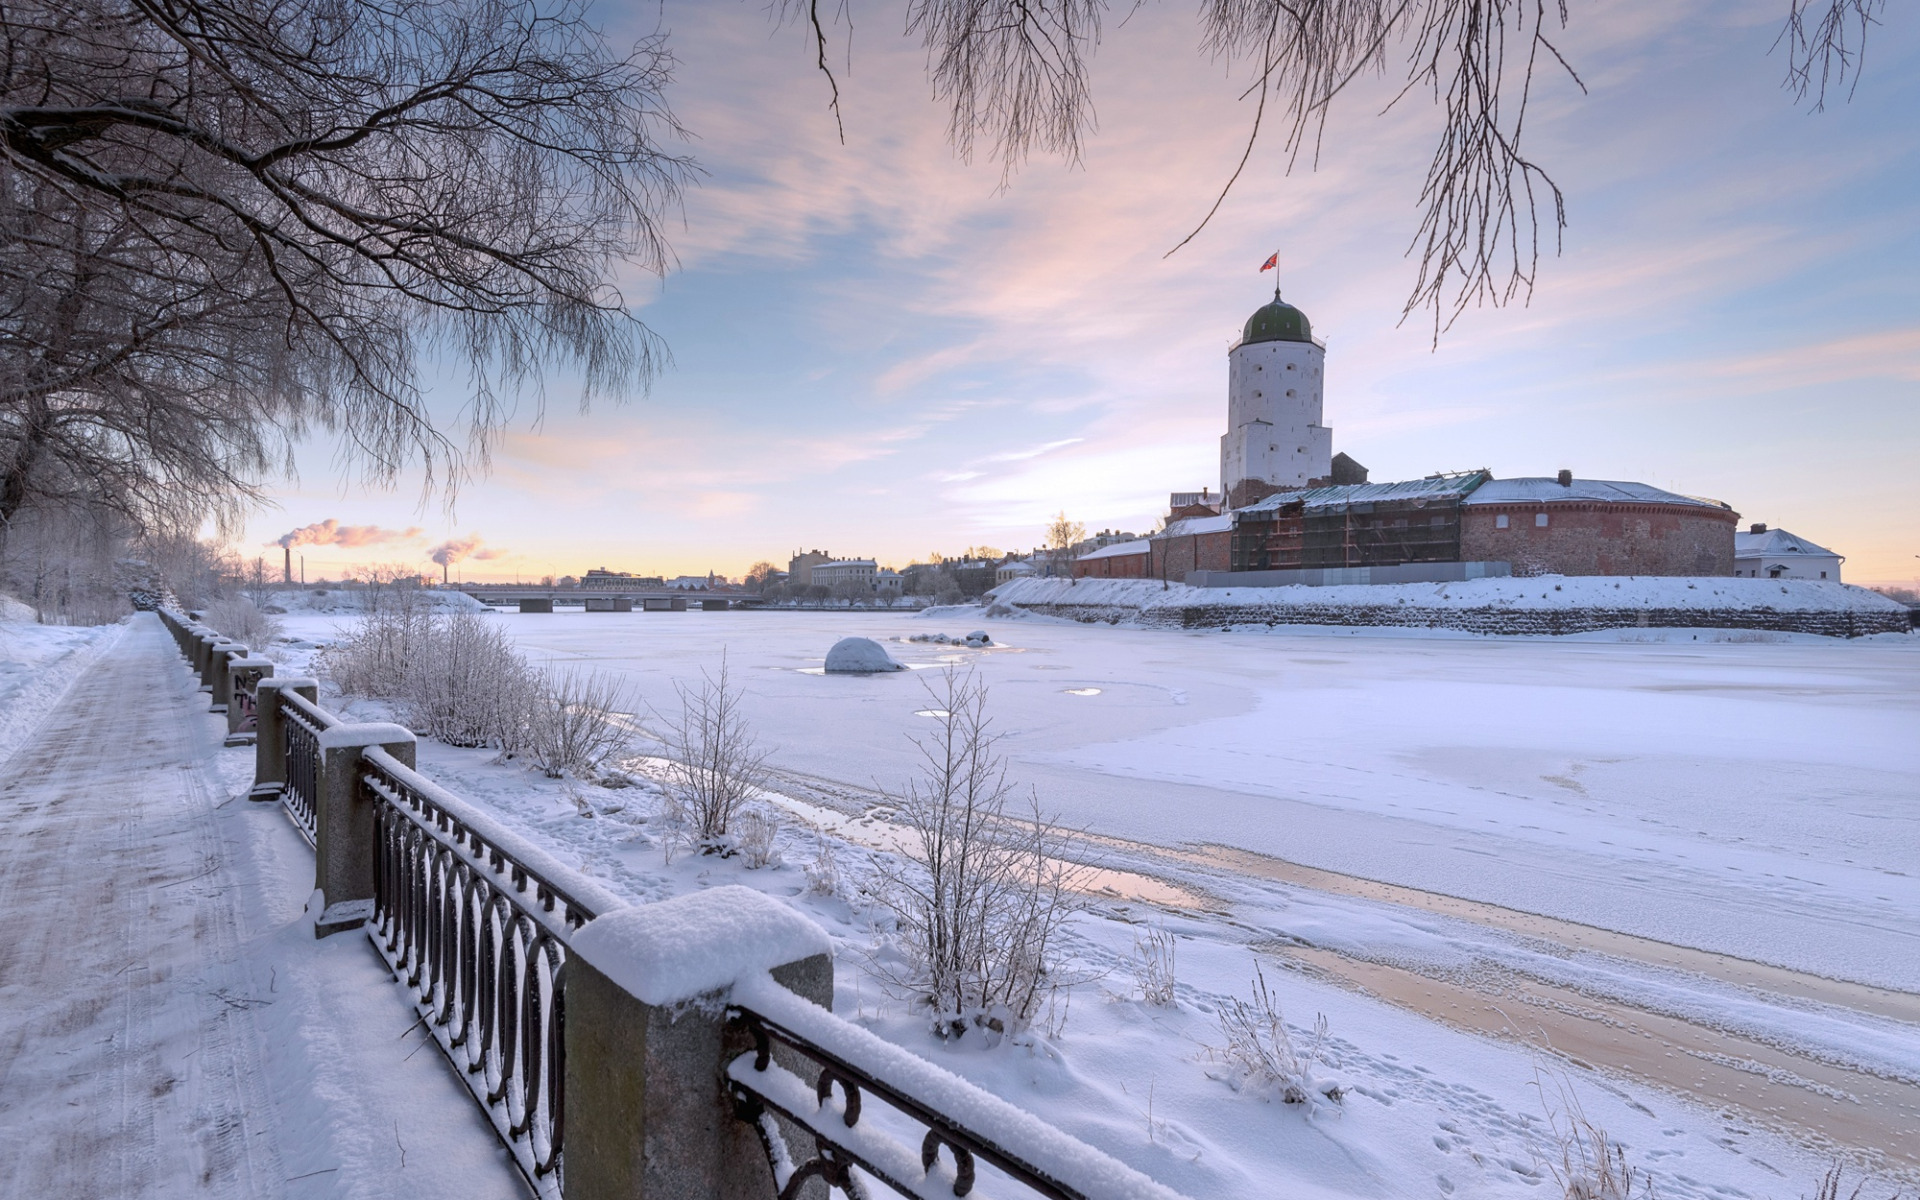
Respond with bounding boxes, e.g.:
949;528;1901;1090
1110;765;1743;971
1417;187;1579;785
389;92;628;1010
964;630;991;646
824;636;905;674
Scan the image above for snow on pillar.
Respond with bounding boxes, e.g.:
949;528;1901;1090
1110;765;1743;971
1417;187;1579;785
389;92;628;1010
563;886;833;1200
312;722;415;938
251;676;318;801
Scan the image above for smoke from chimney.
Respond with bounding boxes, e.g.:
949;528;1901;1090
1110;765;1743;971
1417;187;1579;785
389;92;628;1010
275;518;422;549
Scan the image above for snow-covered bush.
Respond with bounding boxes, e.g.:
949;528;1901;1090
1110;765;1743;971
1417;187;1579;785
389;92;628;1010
405;613;541;748
803;835;840;895
1209;966;1342;1107
1132;924;1177;1007
202;597;281;653
527;668;630;779
658;654;769;847
315;593;433;700
732;808;780;868
873;668;1089;1039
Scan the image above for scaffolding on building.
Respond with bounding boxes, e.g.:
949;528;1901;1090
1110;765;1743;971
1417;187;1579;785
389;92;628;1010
1231;471;1490;572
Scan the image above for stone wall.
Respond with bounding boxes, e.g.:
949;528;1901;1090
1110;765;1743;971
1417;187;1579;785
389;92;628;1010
1003;599;1908;638
1461;502;1736;577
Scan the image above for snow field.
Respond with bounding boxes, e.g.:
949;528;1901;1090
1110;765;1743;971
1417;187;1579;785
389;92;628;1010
251;607;1920;1197
0;610;127;770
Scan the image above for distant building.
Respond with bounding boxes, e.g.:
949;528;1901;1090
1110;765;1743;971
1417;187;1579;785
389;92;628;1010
1074;529;1143;555
876;568;903;595
1073;540;1150;579
1461;475;1737;577
1168;488;1223;520
1150;513;1234;579
995;560;1038;585
811;559;877;591
1228;472;1486;573
1221;288;1333;508
1734;524;1843;581
787;549;832;588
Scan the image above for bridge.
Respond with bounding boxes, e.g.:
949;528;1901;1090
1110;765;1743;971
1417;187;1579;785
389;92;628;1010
458;586;759;613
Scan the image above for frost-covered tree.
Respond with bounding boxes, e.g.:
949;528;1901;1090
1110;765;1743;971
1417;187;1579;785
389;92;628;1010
875;669;1087;1036
0;0;688;534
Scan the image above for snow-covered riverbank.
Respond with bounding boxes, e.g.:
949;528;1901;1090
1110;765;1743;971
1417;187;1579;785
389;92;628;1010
251;607;1920;1196
991;575;1914;637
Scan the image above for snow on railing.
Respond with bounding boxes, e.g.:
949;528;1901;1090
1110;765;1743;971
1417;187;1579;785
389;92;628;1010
728;975;1191;1200
360;748;624;1198
150;613;1198;1200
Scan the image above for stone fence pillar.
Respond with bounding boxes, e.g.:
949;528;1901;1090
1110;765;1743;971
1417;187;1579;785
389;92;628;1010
189;631;216;689
210;642;248;712
224;658;275;744
312;722;415;938
564;886;834;1200
251;676;319;801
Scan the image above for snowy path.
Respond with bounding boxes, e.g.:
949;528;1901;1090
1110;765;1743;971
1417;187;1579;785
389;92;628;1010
0;615;524;1199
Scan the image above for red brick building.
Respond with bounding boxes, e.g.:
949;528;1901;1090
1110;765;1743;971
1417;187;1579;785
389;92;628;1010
1460;476;1737;577
1149;514;1232;581
1072;540;1150;578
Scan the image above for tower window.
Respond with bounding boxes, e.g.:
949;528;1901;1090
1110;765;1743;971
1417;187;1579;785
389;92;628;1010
1496;513;1509;529
1286;363;1295;371
1285;389;1295;397
1535;513;1549;527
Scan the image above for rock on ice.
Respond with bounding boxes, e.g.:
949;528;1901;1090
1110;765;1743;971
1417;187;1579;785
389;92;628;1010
824;636;905;674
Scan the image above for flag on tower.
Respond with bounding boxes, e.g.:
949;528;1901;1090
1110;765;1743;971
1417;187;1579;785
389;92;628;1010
1259;252;1278;272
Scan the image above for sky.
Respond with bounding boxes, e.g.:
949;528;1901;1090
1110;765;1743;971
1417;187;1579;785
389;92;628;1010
244;0;1920;587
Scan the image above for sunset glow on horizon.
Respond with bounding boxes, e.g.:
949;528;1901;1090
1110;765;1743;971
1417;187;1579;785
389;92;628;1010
242;1;1920;587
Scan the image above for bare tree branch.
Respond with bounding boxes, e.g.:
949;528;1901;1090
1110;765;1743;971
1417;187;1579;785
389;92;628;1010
1776;0;1884;110
1;0;691;531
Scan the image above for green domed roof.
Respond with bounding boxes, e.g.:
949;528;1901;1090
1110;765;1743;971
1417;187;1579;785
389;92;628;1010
1242;296;1312;345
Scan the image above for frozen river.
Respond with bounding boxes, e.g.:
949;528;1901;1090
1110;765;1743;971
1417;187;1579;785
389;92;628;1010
466;609;1920;993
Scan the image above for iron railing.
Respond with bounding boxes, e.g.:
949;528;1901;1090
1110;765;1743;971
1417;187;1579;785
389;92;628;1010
280;690;328;845
148;608;1191;1200
362;748;601;1199
726;978;1183;1200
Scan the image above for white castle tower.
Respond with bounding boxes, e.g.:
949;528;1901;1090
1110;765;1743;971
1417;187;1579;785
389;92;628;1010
1220;284;1332;506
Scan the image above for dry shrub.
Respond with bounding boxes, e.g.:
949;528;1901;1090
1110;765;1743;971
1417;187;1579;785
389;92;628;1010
1133;924;1178;1007
1535;1073;1646;1200
315;595;433;699
658;653;769;847
320;607;630;774
1209;965;1342;1107
529;667;631;778
803;834;840;895
733;808;780;869
202;596;280;651
405;613;541;748
873;668;1090;1039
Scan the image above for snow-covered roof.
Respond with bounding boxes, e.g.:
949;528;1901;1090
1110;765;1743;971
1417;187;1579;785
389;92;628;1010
1157;513;1234;538
997;561;1037;575
1463;478;1729;509
1237;472;1488;515
1076;540;1150;561
1735;528;1840;559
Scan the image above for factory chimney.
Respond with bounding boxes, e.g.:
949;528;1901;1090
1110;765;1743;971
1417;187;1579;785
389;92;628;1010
284;545;292;584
